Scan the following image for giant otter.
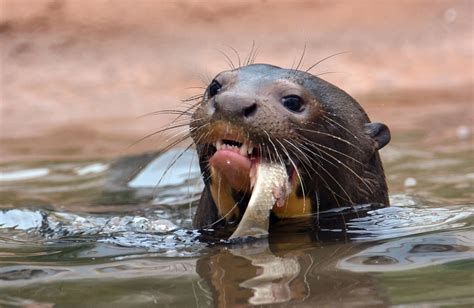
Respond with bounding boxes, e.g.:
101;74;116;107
190;64;390;236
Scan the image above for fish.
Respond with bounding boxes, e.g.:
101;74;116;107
229;162;290;240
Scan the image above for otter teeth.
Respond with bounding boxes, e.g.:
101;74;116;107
239;143;248;156
247;145;254;155
214;139;254;157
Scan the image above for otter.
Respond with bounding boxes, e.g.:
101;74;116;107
190;64;390;235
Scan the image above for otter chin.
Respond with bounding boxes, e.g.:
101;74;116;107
190;63;391;237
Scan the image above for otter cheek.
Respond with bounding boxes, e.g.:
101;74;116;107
210;150;252;190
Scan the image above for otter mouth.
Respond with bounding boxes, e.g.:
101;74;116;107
216;139;255;157
205;134;294;239
210;138;257;190
195;124;298;239
208;137;296;192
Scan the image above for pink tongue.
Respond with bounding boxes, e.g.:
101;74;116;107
210;149;252;190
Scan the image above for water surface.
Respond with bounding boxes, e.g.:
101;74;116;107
1;143;473;307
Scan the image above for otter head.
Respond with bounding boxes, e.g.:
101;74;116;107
190;64;390;232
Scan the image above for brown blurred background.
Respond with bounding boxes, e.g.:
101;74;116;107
1;0;472;162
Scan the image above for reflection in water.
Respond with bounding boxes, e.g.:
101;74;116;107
194;228;474;306
205;241;304;306
231;243;302;305
196;235;390;307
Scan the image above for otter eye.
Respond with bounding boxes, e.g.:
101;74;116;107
208;80;222;97
282;95;304;112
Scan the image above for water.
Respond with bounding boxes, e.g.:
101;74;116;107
0;145;473;307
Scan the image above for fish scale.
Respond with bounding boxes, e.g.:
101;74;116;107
229;162;289;239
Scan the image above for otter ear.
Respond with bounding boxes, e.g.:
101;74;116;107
364;122;391;150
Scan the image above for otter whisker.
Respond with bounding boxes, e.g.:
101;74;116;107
139;110;193;119
283;139;354;204
204;187;247;228
283;138;339;174
314;71;342;77
139;96;202;131
295;42;307;72
156;128;198;154
304;51;350;73
129;119;194;184
290;57;297;74
164;127;196;144
128;123;193;148
315;191;320;224
167;116;196;129
273;138;308;213
297;134;365;166
264;143;274;165
184;86;207;90
293;127;362;151
174;100;206;121
280;139;325;190
300;140;373;193
301;167;350;229
197;72;212;88
269;137;294;216
183;93;205;100
159;136;193;154
182;95;205;103
224;44;242;68
188;121;210;134
311;141;365;167
264;130;285;167
302;139;374;194
216;48;236;70
160;118;192;128
137;101;198;118
322;115;360;141
281;138;323;176
152;141;195;195
282;138;322;169
281;139;352;205
188;148;200;217
250;46;259;65
297;143;344;173
155;129;211;198
217;174;223;217
244;41;257;66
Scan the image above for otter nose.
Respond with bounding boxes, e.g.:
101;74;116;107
213;92;258;119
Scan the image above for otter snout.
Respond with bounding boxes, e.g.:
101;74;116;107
213;92;259;120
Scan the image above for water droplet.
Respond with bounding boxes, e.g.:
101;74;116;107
404;177;417;187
